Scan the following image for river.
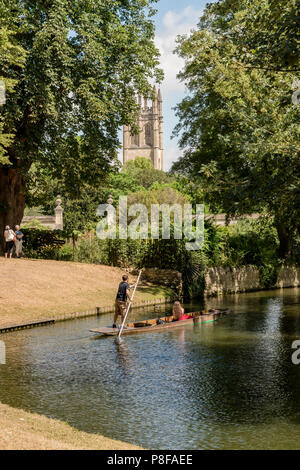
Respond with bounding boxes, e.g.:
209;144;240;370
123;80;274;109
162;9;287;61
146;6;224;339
1;288;300;449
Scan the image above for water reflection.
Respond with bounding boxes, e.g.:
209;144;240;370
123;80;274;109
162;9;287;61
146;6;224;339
0;288;300;449
114;338;132;375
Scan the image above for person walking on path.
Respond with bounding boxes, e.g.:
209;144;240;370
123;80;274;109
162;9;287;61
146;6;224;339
4;226;16;259
14;225;24;258
113;275;136;329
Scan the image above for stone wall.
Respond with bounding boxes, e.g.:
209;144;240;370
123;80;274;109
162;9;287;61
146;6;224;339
134;266;300;299
140;268;182;296
204;265;300;297
204;266;261;296
276;266;300;288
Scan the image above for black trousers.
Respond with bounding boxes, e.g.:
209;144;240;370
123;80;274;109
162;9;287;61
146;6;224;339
5;240;14;254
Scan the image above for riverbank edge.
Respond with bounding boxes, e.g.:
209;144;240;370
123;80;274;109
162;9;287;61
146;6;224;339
0;296;174;333
204;265;300;297
2;265;300;333
0;402;144;450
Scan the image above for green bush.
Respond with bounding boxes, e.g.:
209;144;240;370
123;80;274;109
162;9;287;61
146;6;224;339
105;237;147;267
225;217;279;267
258;263;279;288
22;228;65;259
56;243;74;261
199;217;279;269
141;237;206;300
75;237;107;264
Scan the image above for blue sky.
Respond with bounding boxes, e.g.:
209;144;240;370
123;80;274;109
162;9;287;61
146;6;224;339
119;1;213;170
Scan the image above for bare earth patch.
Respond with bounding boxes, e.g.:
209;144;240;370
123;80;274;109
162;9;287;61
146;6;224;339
0;402;143;450
0;258;173;328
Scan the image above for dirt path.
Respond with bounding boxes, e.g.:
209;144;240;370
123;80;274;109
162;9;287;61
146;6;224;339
0;258;173;327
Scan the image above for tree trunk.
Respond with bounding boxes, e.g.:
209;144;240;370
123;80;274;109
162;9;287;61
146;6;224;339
275;222;292;259
0;166;25;255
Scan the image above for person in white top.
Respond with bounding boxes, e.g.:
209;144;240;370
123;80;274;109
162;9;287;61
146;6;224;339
4;225;15;259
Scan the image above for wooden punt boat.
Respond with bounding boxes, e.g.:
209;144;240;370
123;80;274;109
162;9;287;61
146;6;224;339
89;308;230;337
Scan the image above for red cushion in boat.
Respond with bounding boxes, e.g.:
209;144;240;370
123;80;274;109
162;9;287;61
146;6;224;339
179;314;194;321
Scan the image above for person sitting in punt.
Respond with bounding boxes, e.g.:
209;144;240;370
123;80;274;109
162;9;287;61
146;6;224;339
172;301;183;321
172;301;194;322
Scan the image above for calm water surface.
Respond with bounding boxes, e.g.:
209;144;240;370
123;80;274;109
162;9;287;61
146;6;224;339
1;288;300;449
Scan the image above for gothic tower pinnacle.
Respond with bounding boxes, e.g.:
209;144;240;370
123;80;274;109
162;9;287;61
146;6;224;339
123;88;164;170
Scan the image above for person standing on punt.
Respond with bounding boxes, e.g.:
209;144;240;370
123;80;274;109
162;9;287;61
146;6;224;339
113;275;135;329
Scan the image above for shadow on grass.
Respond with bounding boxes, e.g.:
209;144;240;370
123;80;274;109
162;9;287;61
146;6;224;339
136;285;175;296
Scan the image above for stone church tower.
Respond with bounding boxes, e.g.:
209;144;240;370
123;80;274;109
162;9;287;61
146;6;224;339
123;87;164;170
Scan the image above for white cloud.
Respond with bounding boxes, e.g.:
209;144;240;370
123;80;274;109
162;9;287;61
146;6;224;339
164;145;183;172
118;147;123;165
155;6;203;96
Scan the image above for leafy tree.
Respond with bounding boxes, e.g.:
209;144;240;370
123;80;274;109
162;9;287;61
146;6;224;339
123;156;172;188
104;171;144;201
167;174;207;208
0;0;162;251
124;156;154;171
25;157;172;241
26;163;113;244
0;27;26;164
127;184;189;214
172;0;300;258
205;0;300;71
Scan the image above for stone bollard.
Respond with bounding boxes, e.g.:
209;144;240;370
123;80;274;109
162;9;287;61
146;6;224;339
55;195;64;230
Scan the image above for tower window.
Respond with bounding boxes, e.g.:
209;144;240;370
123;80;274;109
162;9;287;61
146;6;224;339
144;122;152;146
131;133;139;146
